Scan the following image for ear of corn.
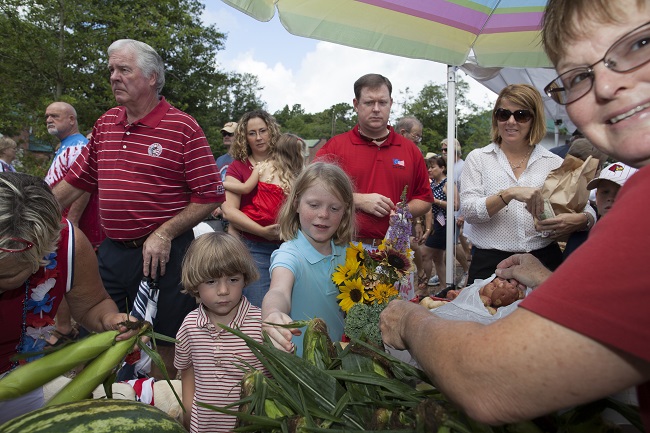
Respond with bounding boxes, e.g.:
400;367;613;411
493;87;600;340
302;318;336;370
0;330;119;401
45;335;137;406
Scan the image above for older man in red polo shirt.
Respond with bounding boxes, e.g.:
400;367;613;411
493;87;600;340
53;39;224;378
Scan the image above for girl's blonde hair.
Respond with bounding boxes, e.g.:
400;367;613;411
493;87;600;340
229;110;282;162
181;232;259;297
490;84;546;147
273;133;306;194
277;162;355;245
0;173;62;272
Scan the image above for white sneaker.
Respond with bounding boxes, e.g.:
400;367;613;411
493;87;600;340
458;272;468;288
427;275;440;286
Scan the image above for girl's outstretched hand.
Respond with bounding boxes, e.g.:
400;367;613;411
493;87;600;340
263;312;301;353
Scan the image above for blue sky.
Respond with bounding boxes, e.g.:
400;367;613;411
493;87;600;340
201;2;497;117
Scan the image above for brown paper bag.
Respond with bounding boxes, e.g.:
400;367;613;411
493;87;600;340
540;154;599;215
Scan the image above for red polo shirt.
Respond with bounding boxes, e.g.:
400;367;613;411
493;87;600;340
315;125;433;238
66;97;224;240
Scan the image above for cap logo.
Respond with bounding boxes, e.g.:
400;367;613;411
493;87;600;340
608;164;624;173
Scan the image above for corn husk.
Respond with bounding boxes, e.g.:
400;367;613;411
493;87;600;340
202;318;642;433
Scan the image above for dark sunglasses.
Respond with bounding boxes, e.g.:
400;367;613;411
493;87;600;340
221;131;234;137
0;237;34;253
494;108;533;123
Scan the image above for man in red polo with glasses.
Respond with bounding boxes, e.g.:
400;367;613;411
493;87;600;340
53;39;224;378
316;73;433;298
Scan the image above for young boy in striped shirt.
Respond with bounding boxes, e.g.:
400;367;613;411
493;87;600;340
174;232;265;433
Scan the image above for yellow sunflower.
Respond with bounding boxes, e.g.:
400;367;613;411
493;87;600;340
346;242;366;263
331;258;361;286
380;246;415;277
336;277;370;313
369;283;399;305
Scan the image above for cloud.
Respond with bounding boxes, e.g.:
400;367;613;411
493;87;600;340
222;41;496;115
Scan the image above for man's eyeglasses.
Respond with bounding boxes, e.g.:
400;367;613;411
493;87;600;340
408;132;422;143
545;21;650;105
221;131;234;137
0;237;34;253
494;108;533;123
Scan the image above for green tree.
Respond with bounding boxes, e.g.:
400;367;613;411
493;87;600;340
273;102;355;140
400;78;490;156
0;0;264;171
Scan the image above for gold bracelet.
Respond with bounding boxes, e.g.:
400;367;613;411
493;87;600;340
154;231;170;242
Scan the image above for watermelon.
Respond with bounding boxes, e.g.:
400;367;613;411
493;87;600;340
0;399;185;433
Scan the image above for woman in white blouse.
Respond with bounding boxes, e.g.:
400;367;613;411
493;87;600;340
460;84;594;285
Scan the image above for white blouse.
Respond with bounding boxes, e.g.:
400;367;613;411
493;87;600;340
460;143;593;252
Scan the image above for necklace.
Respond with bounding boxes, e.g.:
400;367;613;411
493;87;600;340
508;147;533;170
358;126;390;143
12;279;30;370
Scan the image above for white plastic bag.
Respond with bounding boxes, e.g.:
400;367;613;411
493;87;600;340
431;275;531;324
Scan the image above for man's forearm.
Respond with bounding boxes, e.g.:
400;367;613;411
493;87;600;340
408;199;433;218
52;180;85;209
65;192;91;225
157;201;220;239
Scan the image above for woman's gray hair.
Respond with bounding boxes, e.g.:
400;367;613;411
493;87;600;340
108;39;165;95
0;173;62;271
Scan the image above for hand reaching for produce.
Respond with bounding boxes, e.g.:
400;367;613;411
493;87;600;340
262;312;300;353
495;253;552;289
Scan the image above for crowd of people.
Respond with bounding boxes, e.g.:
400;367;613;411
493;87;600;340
2;0;650;429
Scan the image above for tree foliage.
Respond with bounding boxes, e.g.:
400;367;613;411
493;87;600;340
273;102;356;139
400;79;492;157
0;0;265;169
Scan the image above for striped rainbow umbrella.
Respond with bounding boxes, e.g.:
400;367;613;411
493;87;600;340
221;0;551;68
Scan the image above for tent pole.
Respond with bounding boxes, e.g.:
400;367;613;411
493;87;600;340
445;65;457;289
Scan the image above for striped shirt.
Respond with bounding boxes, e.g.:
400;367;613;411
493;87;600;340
65;97;224;240
174;297;265;433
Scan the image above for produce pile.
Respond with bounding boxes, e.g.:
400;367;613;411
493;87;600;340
206;318;642;433
477;277;525;315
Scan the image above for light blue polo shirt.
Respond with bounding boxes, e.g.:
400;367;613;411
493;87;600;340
269;230;347;356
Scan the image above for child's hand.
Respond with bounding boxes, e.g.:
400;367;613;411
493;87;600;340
263;312;301;353
260;223;280;241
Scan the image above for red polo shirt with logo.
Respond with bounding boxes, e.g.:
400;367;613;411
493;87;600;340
315;125;433;239
65;97;224;241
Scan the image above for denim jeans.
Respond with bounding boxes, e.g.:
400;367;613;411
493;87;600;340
240;238;281;307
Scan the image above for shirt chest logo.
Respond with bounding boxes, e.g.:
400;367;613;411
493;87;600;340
393;158;405;169
148;143;163;157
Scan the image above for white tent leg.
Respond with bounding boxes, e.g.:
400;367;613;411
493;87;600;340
445;65;457;288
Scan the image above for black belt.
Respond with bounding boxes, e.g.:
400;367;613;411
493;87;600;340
114;234;149;249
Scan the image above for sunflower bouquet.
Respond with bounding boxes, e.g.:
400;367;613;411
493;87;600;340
332;187;414;346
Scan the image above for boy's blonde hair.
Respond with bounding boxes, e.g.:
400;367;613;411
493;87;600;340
181;232;259;297
277;162;355;245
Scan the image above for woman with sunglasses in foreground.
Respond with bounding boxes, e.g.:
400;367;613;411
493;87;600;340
381;0;650;428
0;172;138;423
459;84;595;285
